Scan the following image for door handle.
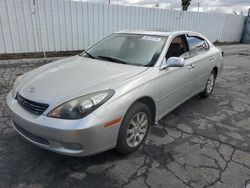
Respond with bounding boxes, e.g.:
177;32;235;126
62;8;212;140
209;56;214;61
188;64;195;70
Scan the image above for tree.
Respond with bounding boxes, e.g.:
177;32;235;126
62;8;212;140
181;0;191;11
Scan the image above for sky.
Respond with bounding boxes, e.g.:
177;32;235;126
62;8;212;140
79;0;250;15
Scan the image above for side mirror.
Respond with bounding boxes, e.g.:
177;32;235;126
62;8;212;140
161;57;185;70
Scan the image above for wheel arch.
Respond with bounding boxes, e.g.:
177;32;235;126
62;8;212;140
131;96;156;125
213;66;218;78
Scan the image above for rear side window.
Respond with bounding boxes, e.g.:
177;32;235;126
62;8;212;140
186;36;209;56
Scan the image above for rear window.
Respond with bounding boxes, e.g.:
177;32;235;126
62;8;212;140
186;36;209;56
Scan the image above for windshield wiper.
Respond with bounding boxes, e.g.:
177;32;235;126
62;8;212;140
97;56;128;64
84;51;96;59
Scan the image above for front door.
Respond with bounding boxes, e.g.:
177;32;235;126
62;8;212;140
158;35;194;119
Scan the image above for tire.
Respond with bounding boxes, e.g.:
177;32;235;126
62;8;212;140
199;70;216;98
116;102;152;155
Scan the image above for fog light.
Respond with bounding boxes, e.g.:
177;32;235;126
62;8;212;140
61;142;83;151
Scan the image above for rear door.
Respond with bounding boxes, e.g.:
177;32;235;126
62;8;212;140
185;35;214;94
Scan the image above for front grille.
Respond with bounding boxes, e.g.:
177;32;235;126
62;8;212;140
16;93;49;115
13;122;49;145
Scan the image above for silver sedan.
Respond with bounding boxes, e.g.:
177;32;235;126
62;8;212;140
6;30;223;156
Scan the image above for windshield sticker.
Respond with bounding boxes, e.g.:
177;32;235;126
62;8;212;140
141;36;161;42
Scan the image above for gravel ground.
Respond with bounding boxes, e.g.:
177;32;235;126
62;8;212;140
0;44;250;188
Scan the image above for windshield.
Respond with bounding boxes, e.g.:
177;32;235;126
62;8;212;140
81;34;167;66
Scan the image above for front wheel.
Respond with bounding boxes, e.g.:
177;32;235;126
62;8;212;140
116;102;151;155
199;70;216;98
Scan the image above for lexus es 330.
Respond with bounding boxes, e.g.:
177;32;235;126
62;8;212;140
6;30;223;156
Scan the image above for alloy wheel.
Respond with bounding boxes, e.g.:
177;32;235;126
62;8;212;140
126;112;148;147
206;73;215;93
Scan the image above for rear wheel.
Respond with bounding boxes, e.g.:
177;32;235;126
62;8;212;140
199;70;216;98
116;102;151;154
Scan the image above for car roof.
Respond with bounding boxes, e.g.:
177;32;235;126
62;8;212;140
115;30;212;46
115;30;196;37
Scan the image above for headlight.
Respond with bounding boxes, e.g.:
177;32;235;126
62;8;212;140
12;75;24;98
47;90;115;119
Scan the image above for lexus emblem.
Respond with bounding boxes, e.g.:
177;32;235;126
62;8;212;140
29;87;35;93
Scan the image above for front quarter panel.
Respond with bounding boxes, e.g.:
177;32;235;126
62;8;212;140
93;67;159;121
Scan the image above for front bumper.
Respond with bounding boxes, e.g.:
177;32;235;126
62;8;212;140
6;92;122;156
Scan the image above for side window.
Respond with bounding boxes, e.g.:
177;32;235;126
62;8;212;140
166;35;190;60
186;36;209;56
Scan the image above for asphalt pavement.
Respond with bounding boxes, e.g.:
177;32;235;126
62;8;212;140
0;44;250;188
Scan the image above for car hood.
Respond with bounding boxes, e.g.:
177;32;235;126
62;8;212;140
17;56;148;104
